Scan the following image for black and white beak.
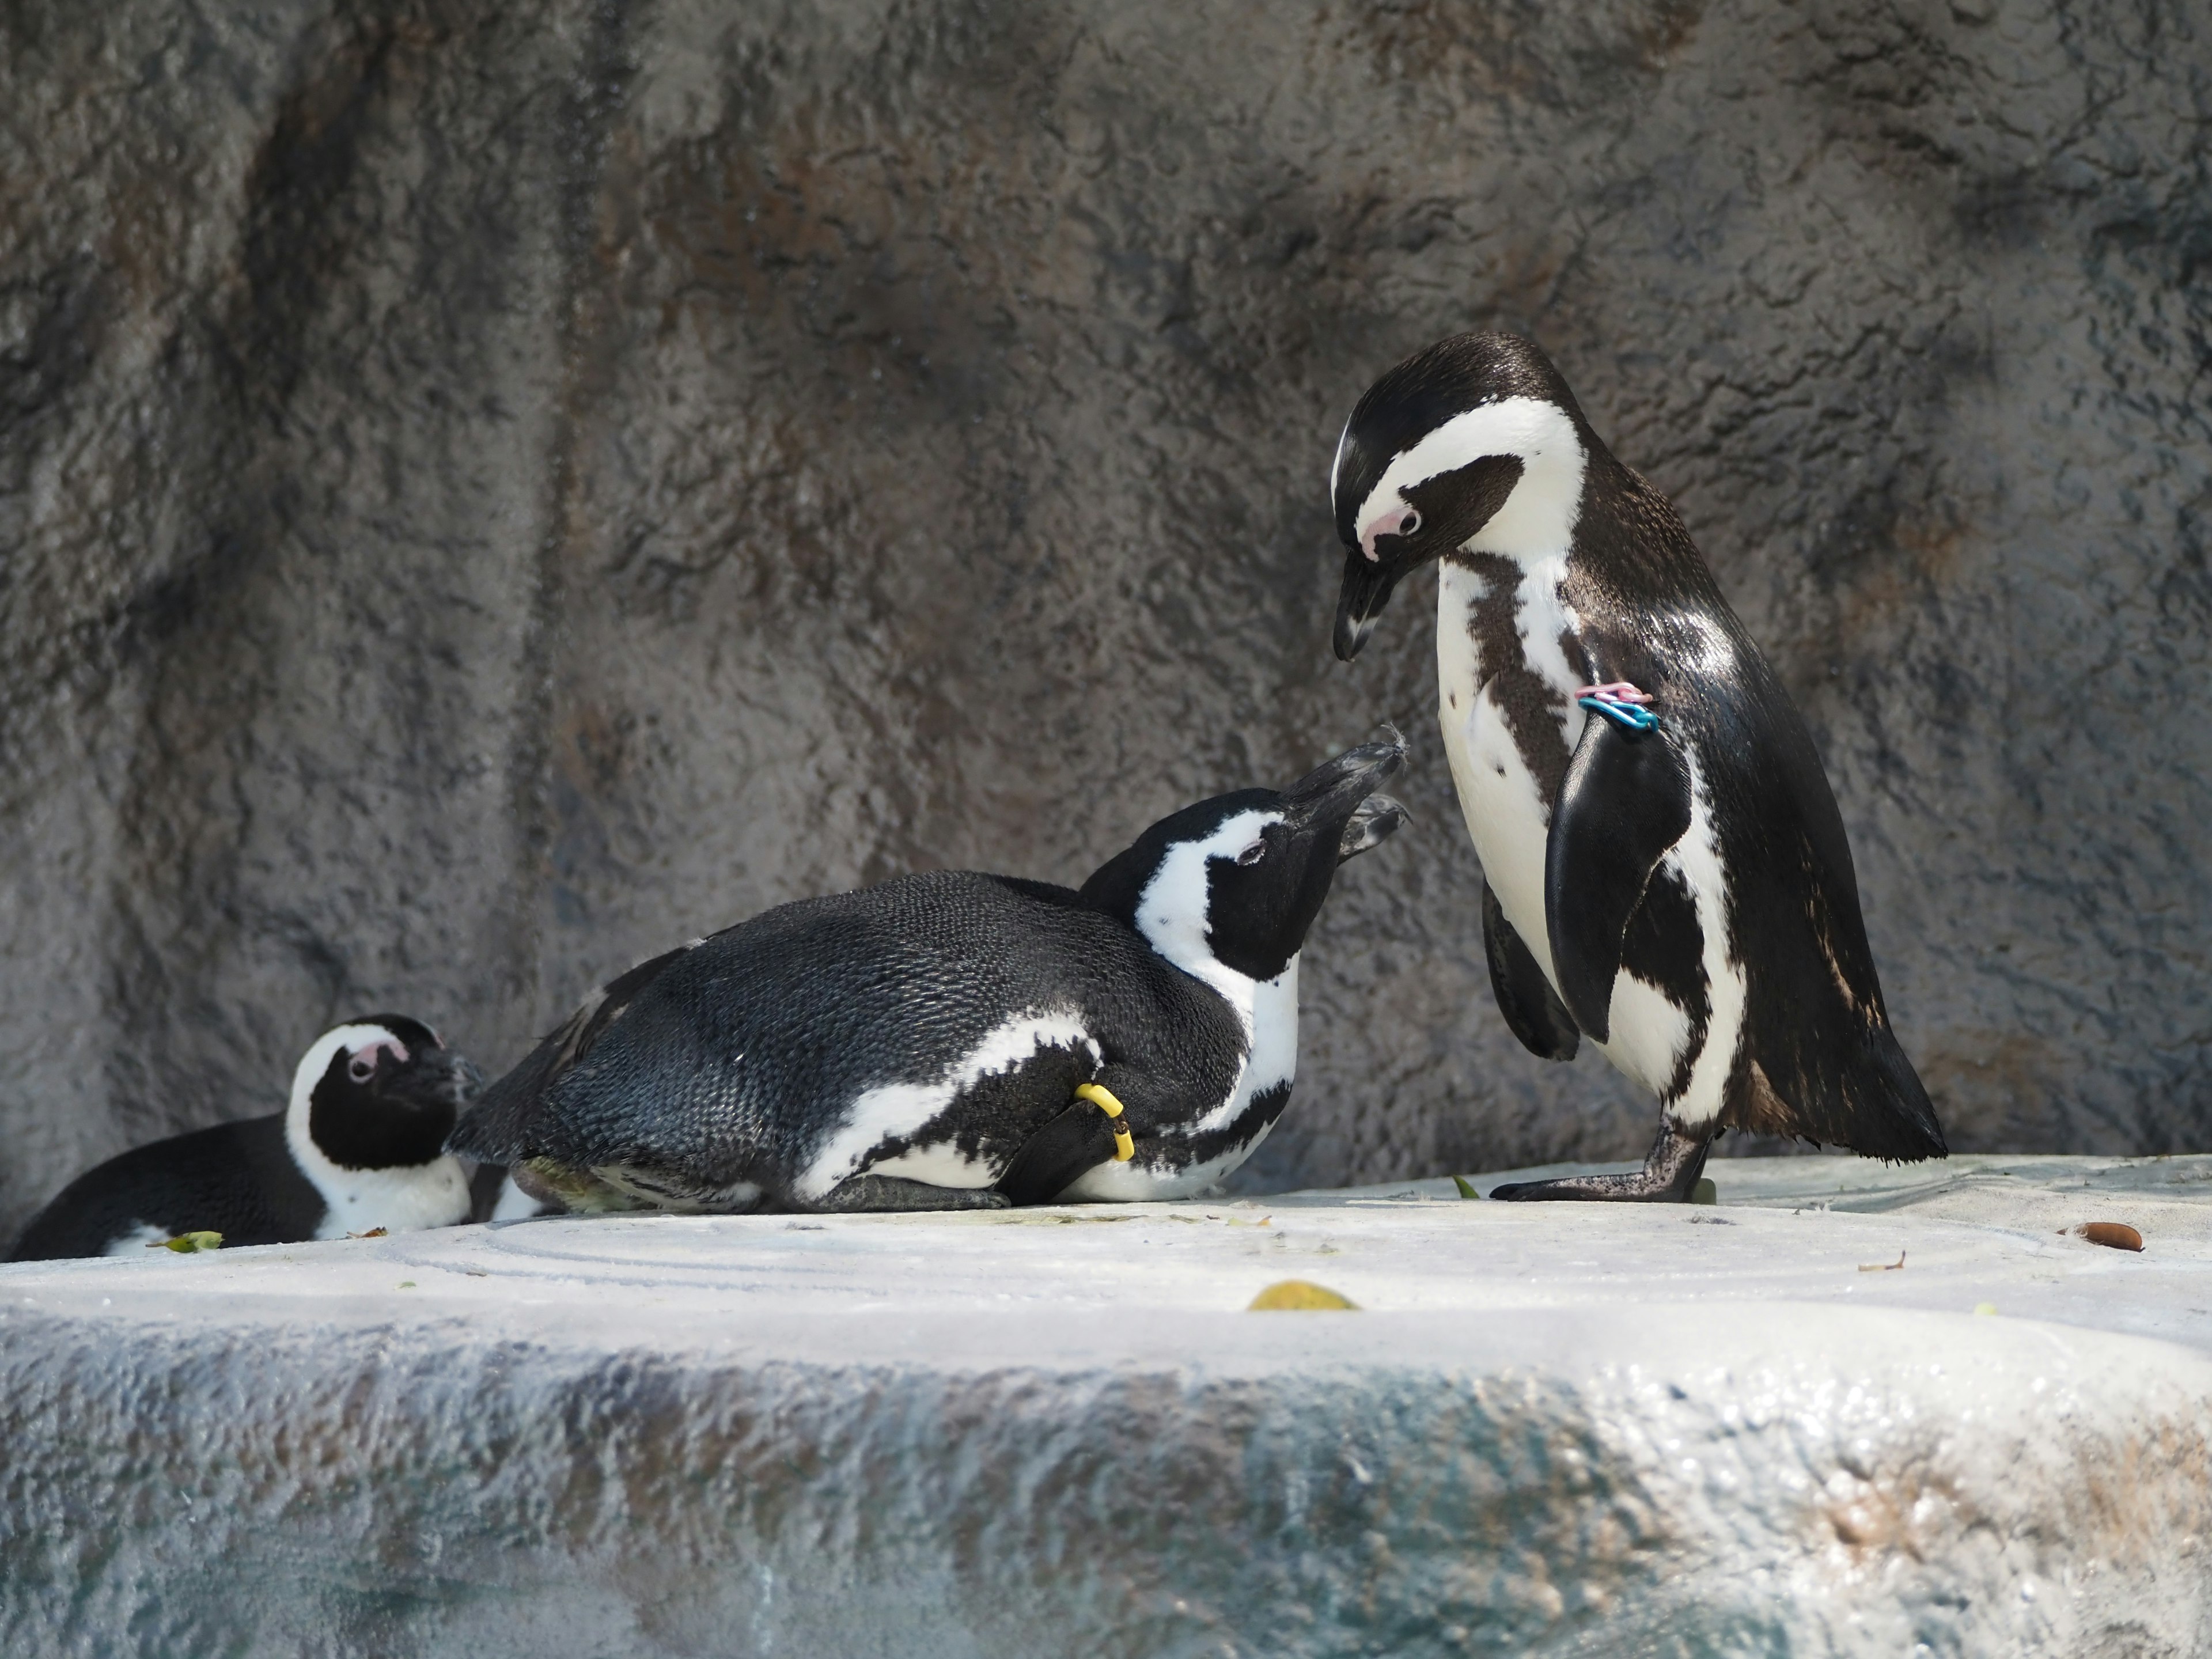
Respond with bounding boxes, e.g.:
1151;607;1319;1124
384;1045;484;1112
1276;728;1410;846
1333;551;1407;662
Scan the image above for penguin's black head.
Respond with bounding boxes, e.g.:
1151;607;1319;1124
1080;732;1408;983
1330;332;1594;661
288;1016;484;1171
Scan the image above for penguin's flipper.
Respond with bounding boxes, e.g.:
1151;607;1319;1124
1482;882;1578;1061
997;1102;1121;1206
1544;717;1693;1042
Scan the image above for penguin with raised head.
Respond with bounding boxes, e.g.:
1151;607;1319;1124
1328;334;1945;1200
449;737;1407;1214
7;1016;482;1260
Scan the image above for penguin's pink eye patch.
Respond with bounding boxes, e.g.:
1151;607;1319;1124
1358;503;1419;561
344;1036;410;1082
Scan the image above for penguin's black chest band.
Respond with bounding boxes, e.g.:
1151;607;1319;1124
995;1080;1137;1205
1577;681;1660;734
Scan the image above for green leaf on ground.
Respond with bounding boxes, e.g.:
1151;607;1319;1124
150;1232;223;1253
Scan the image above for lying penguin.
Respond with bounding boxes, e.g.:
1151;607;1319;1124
1328;334;1946;1200
450;737;1407;1213
7;1016;482;1260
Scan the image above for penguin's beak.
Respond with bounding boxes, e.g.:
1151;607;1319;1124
1281;727;1409;842
1333;548;1403;662
392;1048;484;1112
1337;793;1408;864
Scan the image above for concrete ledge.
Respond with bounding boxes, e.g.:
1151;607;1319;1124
4;1154;2210;1656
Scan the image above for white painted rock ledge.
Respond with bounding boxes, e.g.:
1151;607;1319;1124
4;1154;2210;1657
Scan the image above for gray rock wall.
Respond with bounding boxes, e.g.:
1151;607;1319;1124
3;0;2207;1240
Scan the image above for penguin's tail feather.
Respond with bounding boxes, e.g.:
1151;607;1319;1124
1732;1017;1947;1164
1842;1021;1949;1163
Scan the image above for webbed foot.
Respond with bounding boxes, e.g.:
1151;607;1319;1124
813;1176;1013;1213
1488;1122;1711;1203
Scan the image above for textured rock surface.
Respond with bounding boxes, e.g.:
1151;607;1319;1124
3;0;2210;1243
3;1156;2211;1657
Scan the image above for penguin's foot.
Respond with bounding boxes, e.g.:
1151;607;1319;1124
518;1159;659;1213
812;1175;1014;1214
1488;1122;1711;1203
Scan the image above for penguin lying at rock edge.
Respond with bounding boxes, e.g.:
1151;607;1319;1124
449;736;1408;1213
7;1016;482;1260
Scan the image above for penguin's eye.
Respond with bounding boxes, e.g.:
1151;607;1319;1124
1236;840;1266;866
349;1055;376;1083
1399;509;1421;537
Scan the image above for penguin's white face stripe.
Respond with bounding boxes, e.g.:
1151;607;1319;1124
1351;396;1587;565
797;1009;1101;1201
1131;808;1281;1005
283;1022;471;1238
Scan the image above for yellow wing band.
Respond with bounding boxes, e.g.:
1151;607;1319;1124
1074;1082;1135;1162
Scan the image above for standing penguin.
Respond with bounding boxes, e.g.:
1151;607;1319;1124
449;737;1407;1214
1329;334;1944;1200
7;1017;482;1260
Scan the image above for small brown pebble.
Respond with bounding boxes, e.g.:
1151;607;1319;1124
2075;1222;2144;1252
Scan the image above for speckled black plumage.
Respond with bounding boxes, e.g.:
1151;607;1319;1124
453;741;1407;1210
460;873;1249;1192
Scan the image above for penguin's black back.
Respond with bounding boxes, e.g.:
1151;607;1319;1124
1568;456;1945;1160
454;870;1247;1195
7;1113;325;1262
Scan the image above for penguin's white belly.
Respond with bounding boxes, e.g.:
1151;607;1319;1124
1442;678;1562;983
1434;557;1581;983
1596;965;1695;1100
312;1157;473;1239
1057;1117;1279;1202
1435;558;1744;1124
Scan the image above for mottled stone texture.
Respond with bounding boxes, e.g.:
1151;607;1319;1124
5;1158;2212;1656
2;0;2207;1240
